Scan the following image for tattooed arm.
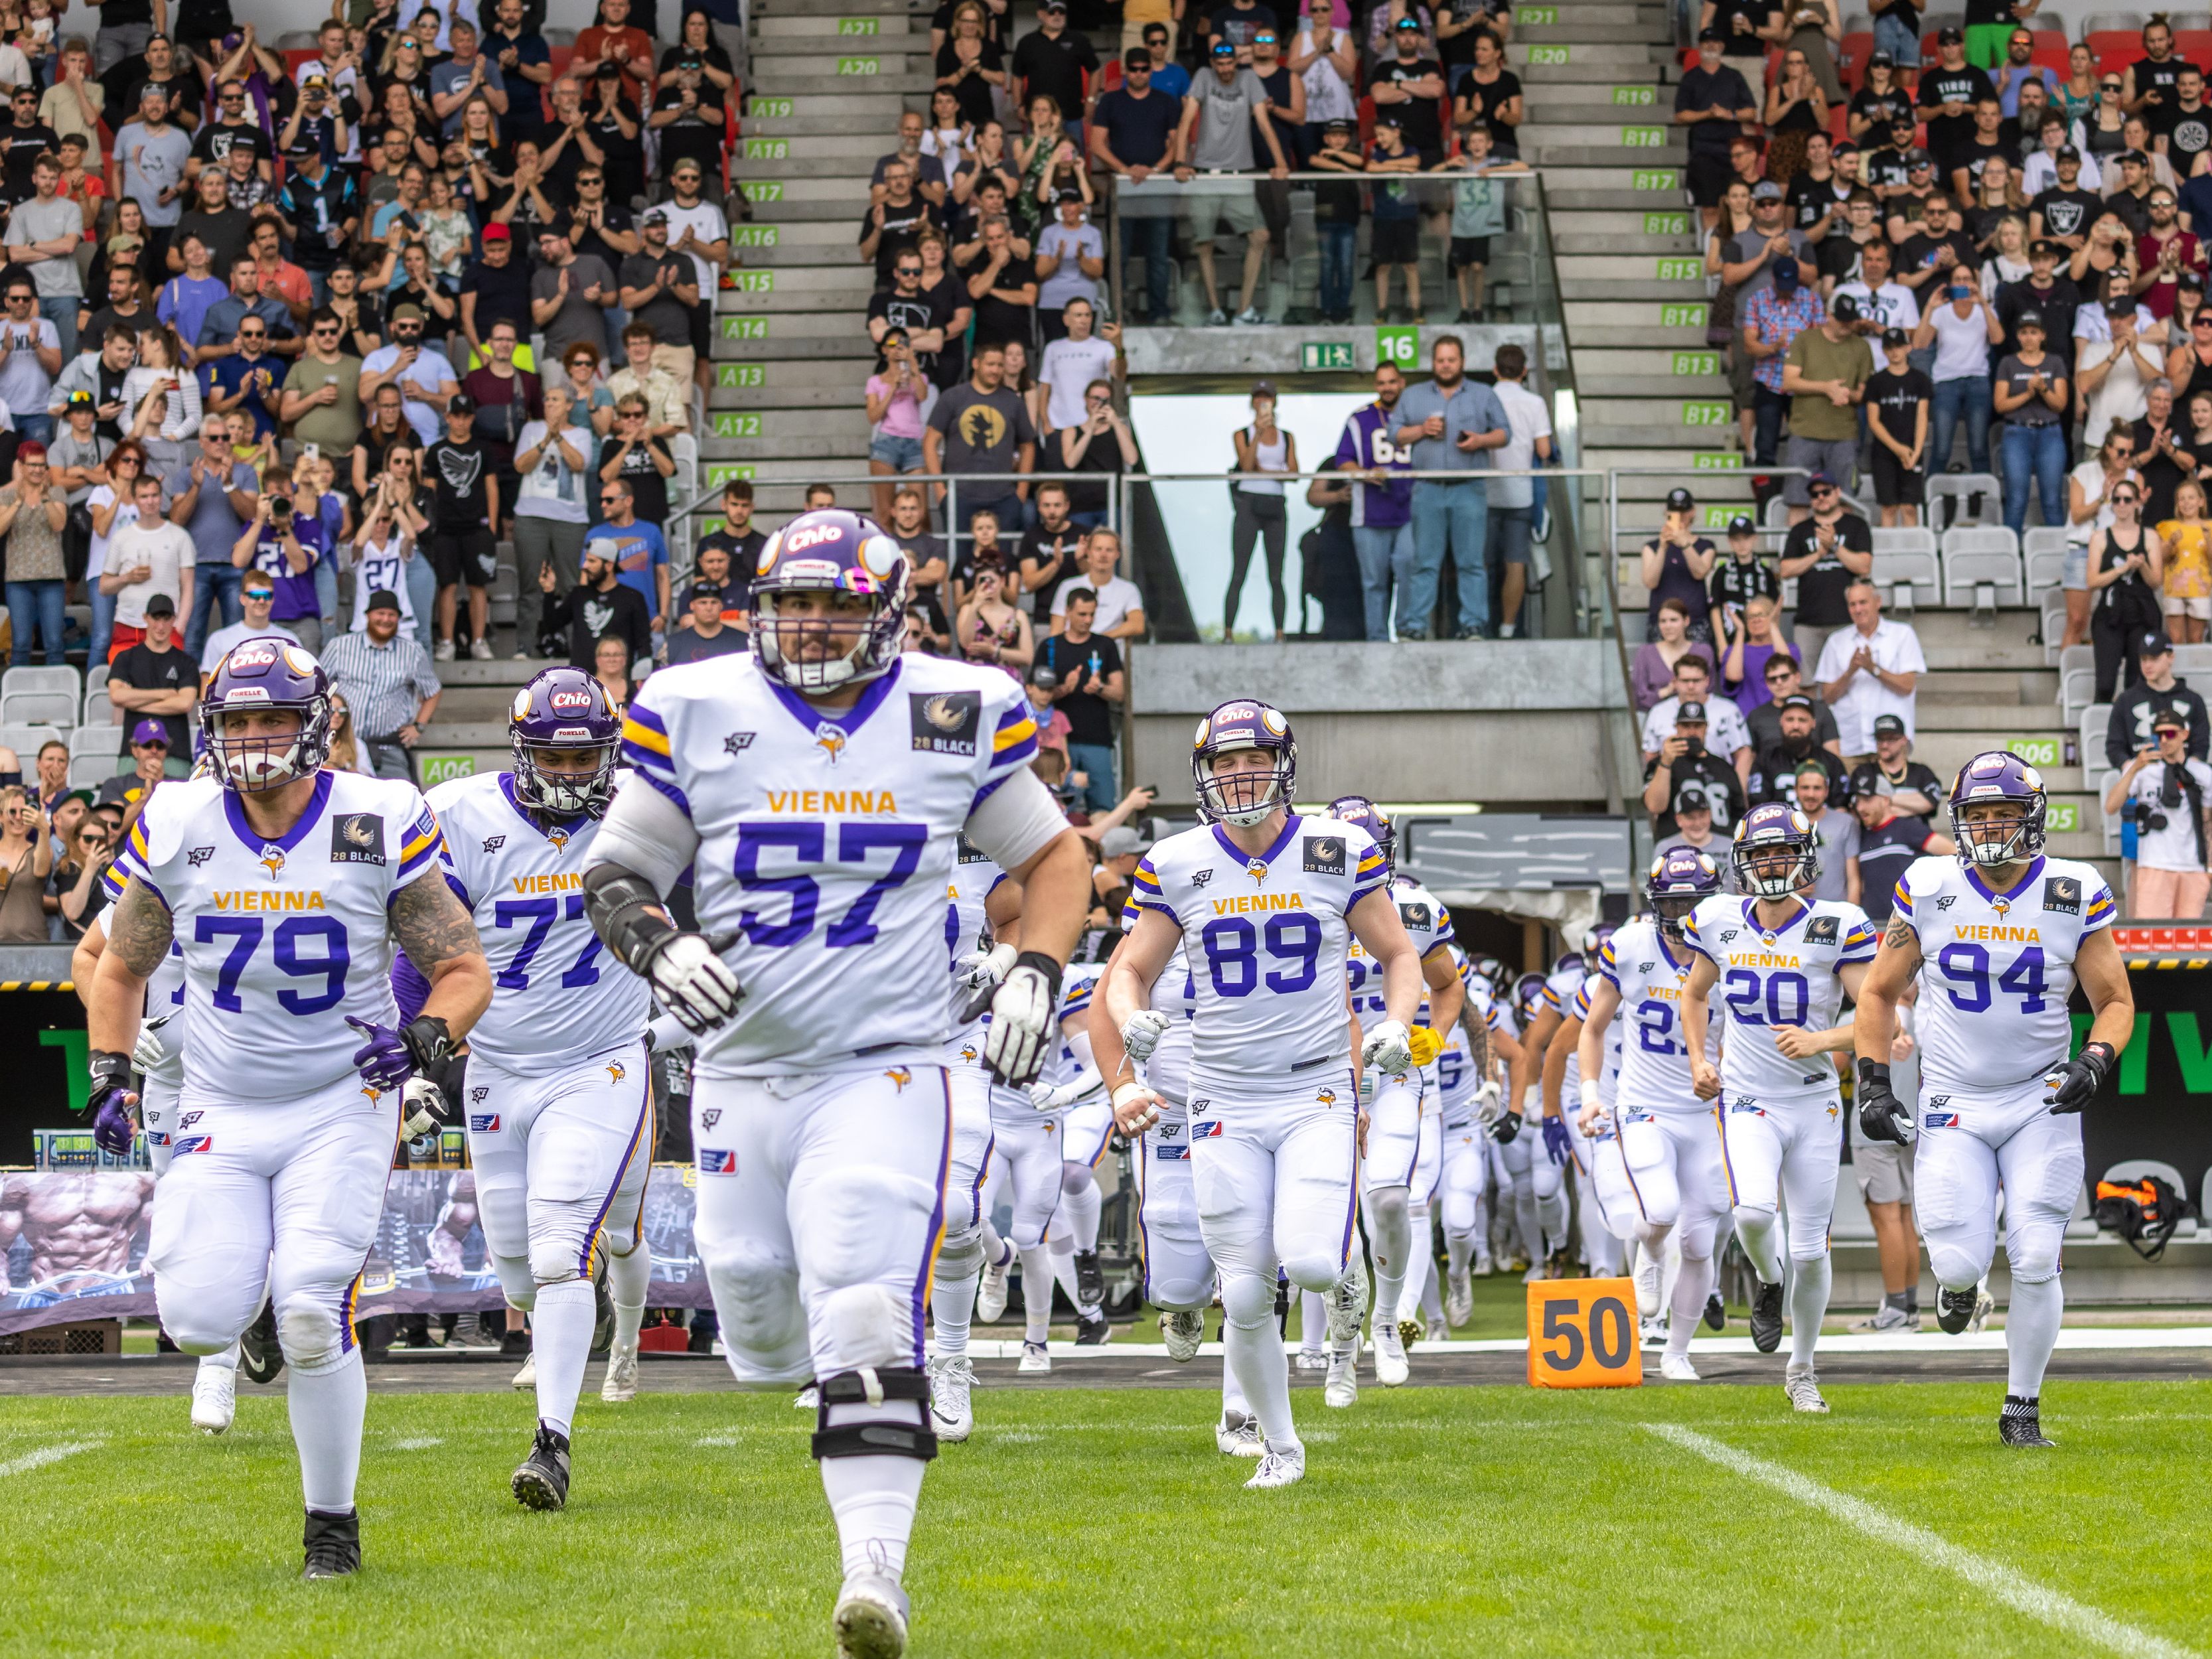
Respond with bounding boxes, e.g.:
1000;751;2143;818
390;874;493;1041
1851;908;1925;1067
86;879;175;1056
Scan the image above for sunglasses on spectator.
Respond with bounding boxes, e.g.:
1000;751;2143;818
896;262;921;275
2103;80;2123;90
1810;484;1838;496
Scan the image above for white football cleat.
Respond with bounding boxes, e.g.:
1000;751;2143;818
832;1570;911;1659
1473;1253;1495;1278
1445;1267;1473;1329
1659;1352;1700;1382
928;1355;974;1443
189;1362;235;1434
1294;1350;1327;1372
976;1250;1011;1325
1966;1285;1995;1334
510;1353;536;1392
1244;1441;1306;1489
1325;1254;1367;1349
1522;1260;1549;1284
794;1384;820;1410
1372;1322;1409;1386
601;1342;639;1404
1017;1340;1051;1374
1323;1347;1359;1407
1633;1250;1664;1322
1160;1309;1204;1362
1785;1365;1829;1413
1215;1410;1264;1457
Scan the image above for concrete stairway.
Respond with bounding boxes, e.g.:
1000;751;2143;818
708;0;930;514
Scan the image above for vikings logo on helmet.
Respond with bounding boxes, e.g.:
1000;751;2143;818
1326;794;1395;874
512;668;621;819
749;508;911;693
1191;699;1297;828
202;640;334;792
1947;749;2048;867
1647;845;1722;939
1732;800;1821;899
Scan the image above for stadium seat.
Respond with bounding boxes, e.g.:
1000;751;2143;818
68;753;117;790
1837;29;1872;86
2066;1181;2101;1238
81;687;110;730
3;664;78;699
1870;527;1939;611
1940;526;2024;611
2058;644;2097;721
2024;525;2070;594
2039;587;2069;664
0;689;76;729
83;662;108;694
2172;643;2212;677
2082;701;2114;774
2178;29;2212;64
2087;25;2146;76
1923;472;2002;531
68;725;114;761
0;723;63;761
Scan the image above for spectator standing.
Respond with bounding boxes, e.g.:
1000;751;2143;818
1639;485;1716;642
530;230;618;370
1034;197;1105;346
0;784;53;941
1307;115;1364;324
111;86;190;271
1911;268;2002;475
1392;334;1507;638
98;471;190;662
648;24;729;190
2107;628;2212;766
960;214;1039;348
859;161;940;288
662;579;748;666
1642;699;1748;839
1864;326;1930;526
1642;650;1753;772
1017;482;1084;630
1057;378;1135;528
1850;765;1954;920
1781;295;1868;514
1707;510;1777;642
1739;257;1824;471
1485;342;1550;637
1779;474;1872;668
168;423;257;662
596;388;676;524
1749;650;1843;755
1748;691;1850;807
512;386;595;607
202;562;300;669
1794;760;1860;903
583;477;669;636
1722;593;1797;713
1866;713;1941;815
427;396;499;661
1676;28;1759;231
2087;478;2168;701
1364;113;1425;323
2079;291;2166;453
279;307;363;473
1012;0;1096;134
108;601;196;754
1631;595;1716;711
1035;585;1126;813
1173;41;1288;326
10;156;82;360
359;303;460;445
924;340;1036;538
1037;296;1115;435
1051;528;1145;639
1816;579;1926;759
319;589;442;782
1993;310;2071;538
0;279;60;445
867;329;930;521
1226;380;1296;642
0;440;67;664
537;543;652;669
1368;14;1447;165
869;248;956;392
1088;49;1180;325
2106;705;2212;916
1335;361;1417;642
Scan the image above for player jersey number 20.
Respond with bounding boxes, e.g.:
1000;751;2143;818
1201;913;1321;996
735;820;926;948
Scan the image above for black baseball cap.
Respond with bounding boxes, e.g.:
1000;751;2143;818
1698;24;1724;40
1850;762;1889;797
1779;692;1816;713
1676;699;1708;724
144;594;176;618
686;579;725;604
1123;46;1151;67
1666;486;1695;511
1881;326;1909;347
2016;309;2047;332
1872;713;1907;737
1868;48;1894;66
2154;704;2191;732
1831;292;1860;322
1728;512;1755;534
1937;24;1963;42
2141;628;2175;656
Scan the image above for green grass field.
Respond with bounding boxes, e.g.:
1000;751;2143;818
4;1376;2208;1658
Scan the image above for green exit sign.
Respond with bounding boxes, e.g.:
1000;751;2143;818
1526;43;1568;63
1375;324;1419;368
1659;302;1707;326
1692;452;1743;469
1655;257;1700;281
716;364;765;387
2007;736;2064;768
1643;211;1687;234
1672;351;1719;375
1621;126;1665;147
1301;341;1353;370
1632;169;1679;189
417;754;477;786
1611;85;1655;105
749;96;792;117
1680;401;1731;427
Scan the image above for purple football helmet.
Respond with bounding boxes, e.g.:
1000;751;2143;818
1948;750;2047;867
1514;972;1547;1017
1732;800;1820;899
1647;845;1722;938
1326;794;1394;874
510;667;621;818
1582;923;1617;973
1192;699;1297;827
200;638;332;792
748;508;911;693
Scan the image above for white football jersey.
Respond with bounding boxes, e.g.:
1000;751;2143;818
427;771;650;1075
1538;961;1584;1019
1682;895;1876;1102
1043;962;1103;1093
1119;890;1196;1108
1597;918;1719;1117
111;769;445;1103
620;654;1039;1078
1434;1025;1477;1127
1894;853;2116;1097
1132;813;1387;1083
1566;974;1622;1106
946;837;1004;1034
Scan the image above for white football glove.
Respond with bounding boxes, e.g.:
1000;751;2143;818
1027;1074;1101;1114
1472;1076;1504;1127
1361;1018;1414;1077
956;942;1016;995
981;956;1059;1085
647;933;743;1036
1121;1008;1171;1061
401;1075;447;1139
130;1010;176;1076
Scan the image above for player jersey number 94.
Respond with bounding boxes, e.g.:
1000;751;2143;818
735;820;927;948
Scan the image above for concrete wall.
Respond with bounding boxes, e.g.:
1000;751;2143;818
1125;640;1625;808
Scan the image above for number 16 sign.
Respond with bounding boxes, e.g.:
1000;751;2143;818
1526;1279;1643;1388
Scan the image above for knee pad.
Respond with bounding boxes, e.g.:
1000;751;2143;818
2004;1225;2064;1285
1927;1240;1991;1290
493;1254;538;1311
934;1228;986;1281
275;1293;347;1374
1367;1185;1411;1233
1218;1271;1278;1329
1060;1161;1096;1197
1441;1190;1477;1236
703;1236;802;1347
819;1281;912;1373
529;1216;595;1287
810;1366;937;1463
1280;1248;1345;1295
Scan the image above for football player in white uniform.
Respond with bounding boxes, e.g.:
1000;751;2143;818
1438;952;1517;1323
1544;972;1635;1283
83;640;490;1579
1680;804;1878;1413
580;509;1090;1658
1576;848;1728;1381
1323;796;1461;1385
425;668;654;1506
1853;753;2134;1447
1100;703;1422;1489
1031;964;1116;1343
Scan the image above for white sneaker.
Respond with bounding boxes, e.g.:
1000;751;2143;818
1215;1410;1264;1457
832;1569;910;1659
1323;1346;1359;1407
1785;1364;1828;1413
510;1354;536;1391
1161;1308;1204;1362
1473;1254;1495;1278
433;638;456;660
1244;1440;1305;1488
189;1362;235;1434
1233;305;1266;326
1372;1322;1409;1386
1017;1340;1051;1374
469;637;494;660
794;1385;820;1410
1659;1352;1700;1382
976;1250;1011;1324
1294;1350;1327;1372
601;1342;639;1403
1445;1267;1473;1329
929;1354;974;1443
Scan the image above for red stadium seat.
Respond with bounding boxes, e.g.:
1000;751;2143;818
1836;30;1872;88
2177;29;2212;66
2030;42;2073;80
2087;30;2142;77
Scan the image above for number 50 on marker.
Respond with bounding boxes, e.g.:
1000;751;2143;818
1526;1279;1643;1388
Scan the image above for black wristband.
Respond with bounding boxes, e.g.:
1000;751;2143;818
401;1015;454;1072
88;1048;131;1088
1856;1057;1893;1092
2078;1041;2117;1076
1012;950;1063;1005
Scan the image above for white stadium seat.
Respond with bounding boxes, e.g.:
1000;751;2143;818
1869;527;1939;611
1940;526;2024;613
0;689;75;729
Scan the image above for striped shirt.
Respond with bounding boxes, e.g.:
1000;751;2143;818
318;629;441;740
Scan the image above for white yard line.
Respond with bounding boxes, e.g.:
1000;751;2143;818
1645;1423;2200;1659
0;1440;104;1479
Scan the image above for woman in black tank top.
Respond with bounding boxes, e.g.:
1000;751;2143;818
2087;479;2168;699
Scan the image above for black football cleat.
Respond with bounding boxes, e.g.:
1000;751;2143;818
1937;1286;1980;1335
240;1300;284;1385
1703;1292;1726;1332
499;1326;530;1358
512;1423;572;1510
1749;1279;1785;1354
1073;1249;1104;1307
1072;1313;1112;1346
2000;1395;2055;1448
590;1256;615;1358
301;1509;361;1579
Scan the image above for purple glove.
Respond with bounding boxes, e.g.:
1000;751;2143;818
1541;1114;1572;1167
345;1015;415;1091
84;1049;139;1158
